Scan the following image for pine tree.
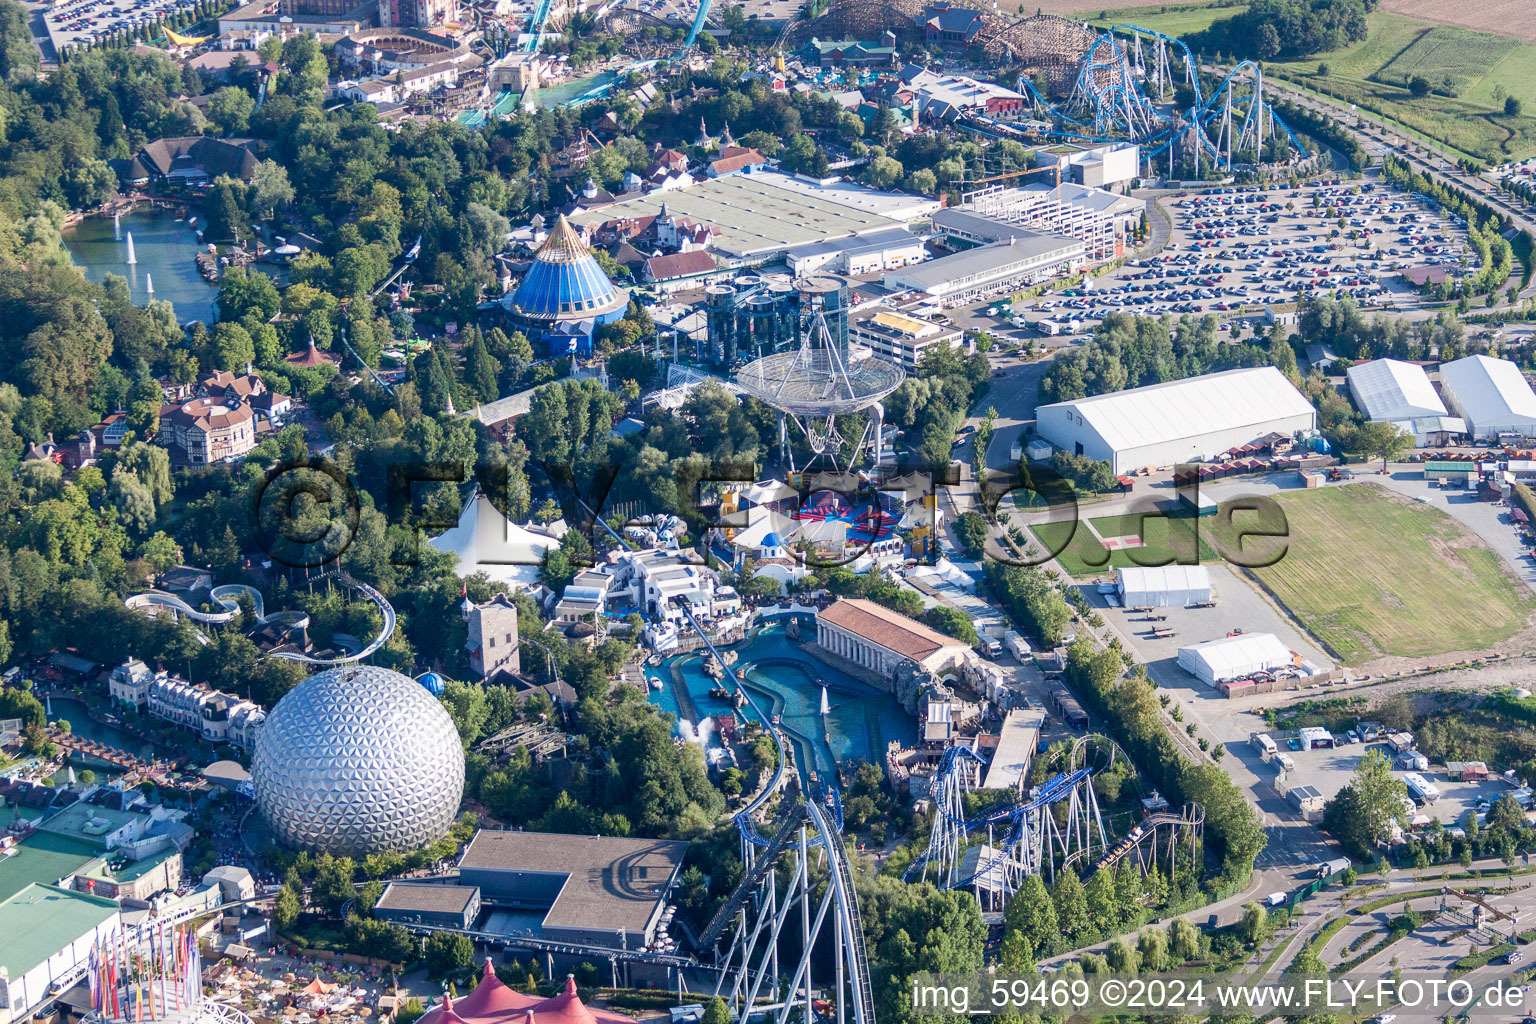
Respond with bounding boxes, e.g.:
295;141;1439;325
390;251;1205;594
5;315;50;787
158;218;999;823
467;332;501;403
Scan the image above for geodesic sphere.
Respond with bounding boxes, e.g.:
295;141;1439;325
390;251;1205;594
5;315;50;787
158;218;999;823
251;665;464;856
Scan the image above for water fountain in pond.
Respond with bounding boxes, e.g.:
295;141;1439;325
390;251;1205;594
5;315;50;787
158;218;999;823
125;232;136;265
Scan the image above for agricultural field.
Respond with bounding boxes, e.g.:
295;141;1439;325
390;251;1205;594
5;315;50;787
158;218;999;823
1373;26;1519;96
1082;0;1239;38
1264;13;1536;161
1378;0;1536;46
1246;485;1533;664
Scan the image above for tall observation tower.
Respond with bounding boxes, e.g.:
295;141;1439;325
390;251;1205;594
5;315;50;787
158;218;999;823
734;309;904;472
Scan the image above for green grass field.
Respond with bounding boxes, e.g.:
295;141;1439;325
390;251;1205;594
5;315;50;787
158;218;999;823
1247;485;1533;664
1032;503;1284;577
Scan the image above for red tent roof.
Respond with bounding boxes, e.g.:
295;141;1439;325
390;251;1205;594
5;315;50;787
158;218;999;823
420;974;631;1024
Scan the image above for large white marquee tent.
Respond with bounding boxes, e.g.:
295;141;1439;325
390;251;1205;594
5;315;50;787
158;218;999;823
1116;565;1212;607
1034;367;1317;475
1438;355;1536;439
1177;632;1294;686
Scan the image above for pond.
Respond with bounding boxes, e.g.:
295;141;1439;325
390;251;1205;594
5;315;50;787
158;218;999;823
63;208;219;321
45;695;148;781
646;621;916;784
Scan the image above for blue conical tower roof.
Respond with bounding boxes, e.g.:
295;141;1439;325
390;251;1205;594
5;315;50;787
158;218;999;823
510;215;628;323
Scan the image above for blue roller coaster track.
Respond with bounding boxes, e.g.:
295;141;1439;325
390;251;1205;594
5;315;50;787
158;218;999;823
965;24;1309;175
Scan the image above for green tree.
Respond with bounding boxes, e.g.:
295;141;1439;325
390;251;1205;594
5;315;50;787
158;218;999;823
1322;748;1407;857
424;932;475;980
208;86;255;135
920;606;979;645
702;997;731;1024
273;883;302;930
1240;901;1267;943
252;160;295;218
1052;869;1092;941
1002;873;1060;956
1085;867;1119;925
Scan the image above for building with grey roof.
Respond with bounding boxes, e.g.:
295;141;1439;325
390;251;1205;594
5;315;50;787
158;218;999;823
374;881;482;929
455;830;688;949
112;137;260;186
571;173;931;260
785;227;928;276
882;231;1084;305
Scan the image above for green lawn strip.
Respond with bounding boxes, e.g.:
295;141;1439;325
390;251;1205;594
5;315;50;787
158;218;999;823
1452;942;1514;973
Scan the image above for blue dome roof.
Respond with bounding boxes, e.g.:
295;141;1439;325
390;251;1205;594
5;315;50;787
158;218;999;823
510;215;628;322
418;672;445;696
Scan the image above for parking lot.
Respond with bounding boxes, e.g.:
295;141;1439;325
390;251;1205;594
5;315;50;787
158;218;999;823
40;0;201;54
1232;734;1510;830
990;179;1473;340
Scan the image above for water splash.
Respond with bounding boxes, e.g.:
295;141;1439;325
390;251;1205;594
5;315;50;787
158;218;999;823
677;716;717;746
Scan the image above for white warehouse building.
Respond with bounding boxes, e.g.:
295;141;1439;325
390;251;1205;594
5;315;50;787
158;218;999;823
1034;366;1318;475
1438;354;1536;439
1117;565;1212;608
1346;358;1447;421
1177;632;1295;686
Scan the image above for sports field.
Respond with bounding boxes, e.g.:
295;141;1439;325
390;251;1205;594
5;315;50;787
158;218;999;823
1247;486;1532;664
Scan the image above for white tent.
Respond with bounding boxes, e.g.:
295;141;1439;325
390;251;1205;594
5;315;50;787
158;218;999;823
428;488;554;586
1346;359;1447;421
1117;565;1212;607
1177;633;1294;686
1438;354;1536;438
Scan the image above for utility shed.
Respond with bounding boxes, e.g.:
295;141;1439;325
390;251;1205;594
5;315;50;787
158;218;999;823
1346;358;1447;421
1116;565;1212;607
1438;354;1536;438
1176;632;1294;686
1034;367;1317;475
